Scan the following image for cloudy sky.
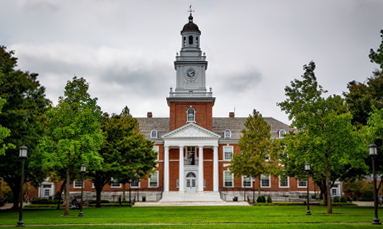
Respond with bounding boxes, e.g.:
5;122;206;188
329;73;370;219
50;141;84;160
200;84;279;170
1;0;383;125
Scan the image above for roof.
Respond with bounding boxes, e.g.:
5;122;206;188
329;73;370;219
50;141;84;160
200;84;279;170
136;117;290;141
182;15;200;32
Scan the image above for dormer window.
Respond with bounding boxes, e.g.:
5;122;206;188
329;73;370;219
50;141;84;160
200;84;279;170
151;130;157;139
187;108;195;122
279;129;286;138
224;129;231;138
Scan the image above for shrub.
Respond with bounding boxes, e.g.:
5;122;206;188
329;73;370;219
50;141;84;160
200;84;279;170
256;196;265;203
30;198;63;204
333;196;339;202
352;193;358;201
7;192;14;203
267;196;272;203
90;199;110;204
340;195;348;203
360;191;374;201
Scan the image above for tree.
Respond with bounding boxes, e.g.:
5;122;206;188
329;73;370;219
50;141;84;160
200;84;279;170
230;109;281;197
0;71;14;155
278;61;367;214
35;77;104;216
0;46;51;210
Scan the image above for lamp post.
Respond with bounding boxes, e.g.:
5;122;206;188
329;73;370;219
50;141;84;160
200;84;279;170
305;163;311;215
78;164;86;217
17;145;28;227
252;177;255;206
128;178;132;207
369;143;381;225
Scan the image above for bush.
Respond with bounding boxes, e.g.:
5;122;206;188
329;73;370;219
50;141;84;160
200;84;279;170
90;199;110;204
256;196;266;203
267;196;272;203
7;192;14;203
352;193;358;201
360;191;374;201
31;198;63;204
333;196;339;202
340;195;348;203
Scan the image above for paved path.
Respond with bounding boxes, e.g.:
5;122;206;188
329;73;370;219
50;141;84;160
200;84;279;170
353;201;375;207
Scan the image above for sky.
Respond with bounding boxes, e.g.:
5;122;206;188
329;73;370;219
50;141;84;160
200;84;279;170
1;0;383;125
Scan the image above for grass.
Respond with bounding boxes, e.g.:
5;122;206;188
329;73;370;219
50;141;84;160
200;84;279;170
0;205;380;228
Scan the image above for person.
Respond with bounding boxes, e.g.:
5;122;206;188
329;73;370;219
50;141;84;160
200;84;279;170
118;195;122;206
379;194;382;207
71;203;76;209
25;193;28;203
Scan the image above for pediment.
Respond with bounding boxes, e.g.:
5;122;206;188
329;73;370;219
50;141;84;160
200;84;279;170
162;123;221;139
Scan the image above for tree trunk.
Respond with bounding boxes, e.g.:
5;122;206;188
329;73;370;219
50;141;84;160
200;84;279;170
9;178;21;211
56;179;66;210
96;188;102;208
258;175;261;197
319;184;327;206
63;168;70;216
325;155;332;214
122;183;126;201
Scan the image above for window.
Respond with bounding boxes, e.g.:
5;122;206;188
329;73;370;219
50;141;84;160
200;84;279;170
189;35;193;45
149;171;158;187
130;180;140;188
44;189;50;197
298;180;307;188
332;188;337;196
279;176;289;188
261;174;270;188
111;178;121;188
73;181;83;188
177;179;179;188
224;171;233;187
153;146;159;160
223;146;233;161
151;130;157;138
242;176;252;187
224;130;231;138
279;129;286;138
187;108;195;122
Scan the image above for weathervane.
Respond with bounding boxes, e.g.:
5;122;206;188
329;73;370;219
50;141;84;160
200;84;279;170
188;5;194;15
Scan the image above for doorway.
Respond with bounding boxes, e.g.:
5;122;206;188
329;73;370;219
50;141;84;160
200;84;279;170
185;172;197;192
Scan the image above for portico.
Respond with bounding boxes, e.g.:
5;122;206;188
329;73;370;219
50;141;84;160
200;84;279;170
162;123;220;193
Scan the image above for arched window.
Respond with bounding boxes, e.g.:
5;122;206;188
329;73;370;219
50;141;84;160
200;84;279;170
189;36;193;45
151;130;157;138
224;129;231;138
187;108;195;122
186;172;196;177
279;129;286;138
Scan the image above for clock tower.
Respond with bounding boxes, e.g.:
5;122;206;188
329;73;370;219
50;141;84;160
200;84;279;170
167;11;215;131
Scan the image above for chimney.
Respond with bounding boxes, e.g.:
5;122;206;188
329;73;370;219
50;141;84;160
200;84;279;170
147;112;152;118
229;112;235;118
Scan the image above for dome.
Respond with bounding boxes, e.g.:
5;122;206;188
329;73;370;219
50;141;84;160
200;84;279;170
182;15;200;32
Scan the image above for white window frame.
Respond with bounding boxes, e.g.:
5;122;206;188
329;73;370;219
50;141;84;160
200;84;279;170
44;189;50;197
297;179;307;188
279;176;290;188
242;176;252;188
223;171;234;187
224;129;231;138
73;181;83;189
187;108;195;122
149;171;159;188
332;188;337;196
279;129;286;138
223;146;233;161
111;177;121;188
92;182;95;189
261;174;271;188
130;180;140;188
151;130;157;139
153;145;159;161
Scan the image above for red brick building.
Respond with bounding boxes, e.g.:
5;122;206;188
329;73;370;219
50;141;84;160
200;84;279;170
30;12;316;203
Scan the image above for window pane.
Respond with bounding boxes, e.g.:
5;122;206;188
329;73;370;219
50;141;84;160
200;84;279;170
298;180;307;187
187;108;195;122
74;181;82;188
224;147;233;160
243;176;251;187
150;172;158;187
261;175;270;187
131;180;139;187
280;177;289;187
44;189;50;196
224;171;233;187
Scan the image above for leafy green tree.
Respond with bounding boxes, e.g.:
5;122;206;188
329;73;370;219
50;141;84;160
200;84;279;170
230;109;281;197
0;72;14;155
0;46;51;210
278;61;367;214
35;77;104;216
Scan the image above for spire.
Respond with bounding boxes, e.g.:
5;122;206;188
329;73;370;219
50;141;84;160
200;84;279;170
188;5;194;22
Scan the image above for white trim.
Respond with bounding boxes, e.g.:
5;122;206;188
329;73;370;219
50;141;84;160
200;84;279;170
297;179;307;188
260;174;271;188
223;146;233;161
279;176;290;188
242;176;252;188
224;129;231;138
73;181;83;189
187;107;195;122
149;171;159;188
111;177;122;188
92;182;95;189
130;180;140;188
151;130;158;139
279;129;286;138
223;170;234;187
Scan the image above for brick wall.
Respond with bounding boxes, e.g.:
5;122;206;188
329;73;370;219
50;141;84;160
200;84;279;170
169;102;213;131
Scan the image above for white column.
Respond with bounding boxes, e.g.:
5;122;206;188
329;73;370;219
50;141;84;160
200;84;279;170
213;145;219;192
198;145;204;192
164;146;169;192
179;146;184;192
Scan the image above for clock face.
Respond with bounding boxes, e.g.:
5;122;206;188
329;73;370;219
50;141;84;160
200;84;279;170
187;68;196;77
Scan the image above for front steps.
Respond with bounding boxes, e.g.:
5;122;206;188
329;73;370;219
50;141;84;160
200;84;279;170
134;201;249;207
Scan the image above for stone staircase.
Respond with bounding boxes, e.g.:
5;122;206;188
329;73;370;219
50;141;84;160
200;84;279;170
134;191;249;207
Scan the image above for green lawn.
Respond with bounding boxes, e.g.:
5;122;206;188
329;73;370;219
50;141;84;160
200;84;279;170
0;205;380;228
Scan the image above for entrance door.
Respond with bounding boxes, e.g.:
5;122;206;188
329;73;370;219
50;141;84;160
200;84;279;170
185;172;197;192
